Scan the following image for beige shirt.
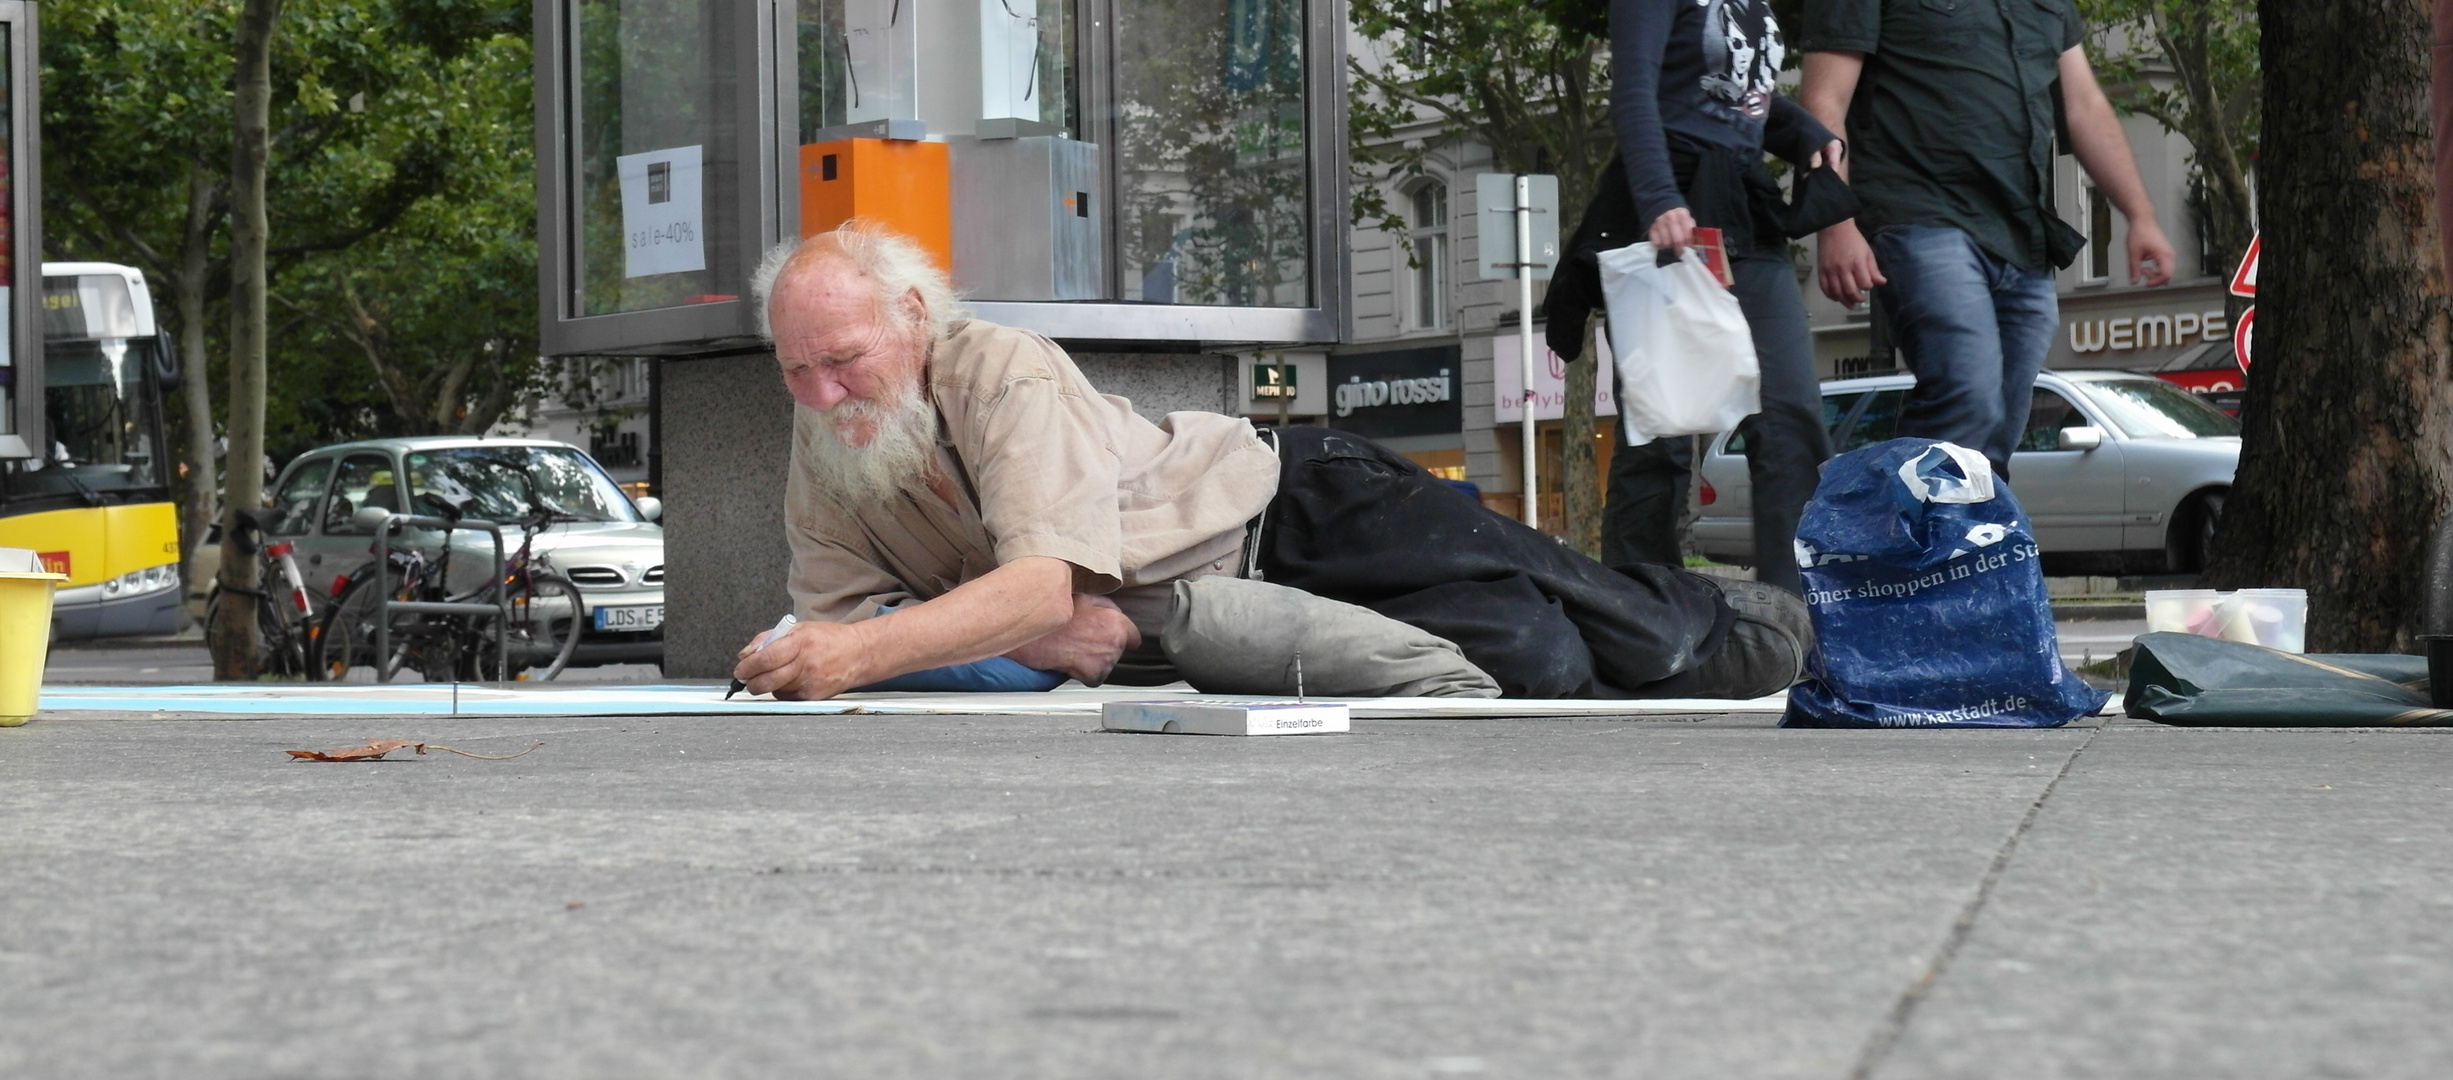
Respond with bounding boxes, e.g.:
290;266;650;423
785;318;1280;624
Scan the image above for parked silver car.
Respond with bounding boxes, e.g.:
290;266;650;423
263;436;666;668
1692;370;2239;574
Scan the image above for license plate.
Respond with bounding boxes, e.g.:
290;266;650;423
593;604;664;631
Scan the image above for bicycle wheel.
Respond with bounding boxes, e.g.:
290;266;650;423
202;584;301;679
502;572;585;681
260;581;334;679
294;588;336;682
259;588;306;678
313;569;417;683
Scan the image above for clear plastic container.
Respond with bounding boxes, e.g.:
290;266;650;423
2145;588;2223;636
2220;588;2308;653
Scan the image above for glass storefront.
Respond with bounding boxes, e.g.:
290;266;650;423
1114;0;1310;308
571;0;740;317
541;0;1339;352
798;0;1079;141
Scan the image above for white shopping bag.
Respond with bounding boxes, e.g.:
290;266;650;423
1596;242;1760;446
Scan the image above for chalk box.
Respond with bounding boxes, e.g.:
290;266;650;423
1100;700;1351;736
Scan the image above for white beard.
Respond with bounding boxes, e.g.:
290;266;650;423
800;377;940;507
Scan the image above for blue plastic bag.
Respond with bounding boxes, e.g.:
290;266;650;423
1783;439;2108;729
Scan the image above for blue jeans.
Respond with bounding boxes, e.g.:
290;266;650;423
1871;226;2059;478
1603;249;1829;594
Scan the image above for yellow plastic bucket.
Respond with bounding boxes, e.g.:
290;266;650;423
0;571;68;726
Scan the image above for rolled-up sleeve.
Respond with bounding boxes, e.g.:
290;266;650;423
957;368;1127;591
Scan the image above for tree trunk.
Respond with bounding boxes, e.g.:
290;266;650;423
2435;0;2453;280
1560;314;1603;557
2204;0;2453;652
211;0;285;681
177;164;220;597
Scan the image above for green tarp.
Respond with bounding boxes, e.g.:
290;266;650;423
2125;632;2452;726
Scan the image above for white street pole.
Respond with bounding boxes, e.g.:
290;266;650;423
1516;174;1539;530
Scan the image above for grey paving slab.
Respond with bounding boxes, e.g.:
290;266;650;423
0;714;2089;1080
1876;722;2453;1080
42;645;217;684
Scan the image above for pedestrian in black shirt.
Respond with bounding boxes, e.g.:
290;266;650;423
1800;0;2174;479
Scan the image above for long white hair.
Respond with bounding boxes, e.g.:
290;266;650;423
751;221;969;342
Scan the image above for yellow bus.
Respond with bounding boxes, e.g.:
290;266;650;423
0;263;183;639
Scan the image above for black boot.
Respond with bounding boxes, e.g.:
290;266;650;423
1681;578;1815;698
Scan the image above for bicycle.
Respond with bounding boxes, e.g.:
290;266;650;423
308;516;437;683
312;495;585;682
462;504;587;681
203;507;330;680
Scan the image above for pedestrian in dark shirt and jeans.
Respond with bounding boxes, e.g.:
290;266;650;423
1546;0;1851;595
1800;0;2174;479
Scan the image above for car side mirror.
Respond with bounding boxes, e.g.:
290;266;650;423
634;496;663;522
2057;426;2106;452
352;505;395;532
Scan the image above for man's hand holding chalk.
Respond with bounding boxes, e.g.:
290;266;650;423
728;614;887;701
726;614;799;700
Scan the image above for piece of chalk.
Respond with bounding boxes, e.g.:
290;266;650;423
726;613;801;700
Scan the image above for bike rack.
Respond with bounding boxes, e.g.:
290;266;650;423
369;513;510;683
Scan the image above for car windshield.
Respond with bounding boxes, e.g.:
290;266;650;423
2075;378;2241;439
404;446;638;523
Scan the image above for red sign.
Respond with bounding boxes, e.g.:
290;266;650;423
2233;307;2255;370
2157;368;2243;395
2228;234;2260;298
36;551;70;576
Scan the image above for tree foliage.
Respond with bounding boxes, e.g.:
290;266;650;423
1349;0;1614;553
1348;0;1614;249
45;1;541;677
271;23;543;440
2074;0;2260;278
42;1;543;467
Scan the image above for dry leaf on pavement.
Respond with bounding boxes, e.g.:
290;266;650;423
286;740;543;762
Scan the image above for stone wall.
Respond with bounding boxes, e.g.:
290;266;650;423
659;352;796;677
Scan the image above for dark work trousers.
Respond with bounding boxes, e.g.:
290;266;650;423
1603;248;1829;595
1256;426;1735;699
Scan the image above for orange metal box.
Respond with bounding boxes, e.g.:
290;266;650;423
799;139;952;271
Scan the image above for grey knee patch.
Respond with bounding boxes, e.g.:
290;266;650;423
1160;577;1500;698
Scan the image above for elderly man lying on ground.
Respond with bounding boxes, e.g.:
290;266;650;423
731;222;1814;702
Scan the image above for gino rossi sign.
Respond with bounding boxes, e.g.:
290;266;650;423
1327;345;1464;440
